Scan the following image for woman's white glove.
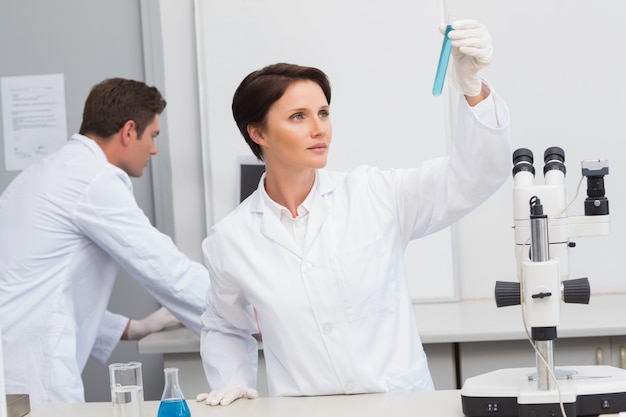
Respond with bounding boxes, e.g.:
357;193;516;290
441;19;493;96
196;388;259;406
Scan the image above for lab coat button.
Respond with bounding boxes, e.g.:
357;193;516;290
302;263;313;273
322;323;334;335
344;383;357;393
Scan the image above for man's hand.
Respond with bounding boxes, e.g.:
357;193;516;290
124;307;179;340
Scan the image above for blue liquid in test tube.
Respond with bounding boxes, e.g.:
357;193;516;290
432;25;453;97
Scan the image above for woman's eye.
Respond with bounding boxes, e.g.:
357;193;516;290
319;110;330;118
290;113;304;121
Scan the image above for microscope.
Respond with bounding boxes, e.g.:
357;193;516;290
461;147;626;417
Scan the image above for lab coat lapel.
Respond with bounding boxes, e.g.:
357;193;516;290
302;170;334;256
250;189;302;257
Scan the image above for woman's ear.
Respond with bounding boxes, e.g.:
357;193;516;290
247;124;264;145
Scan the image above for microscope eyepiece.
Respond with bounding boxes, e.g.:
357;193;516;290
512;148;535;178
544;146;564;163
543;146;566;176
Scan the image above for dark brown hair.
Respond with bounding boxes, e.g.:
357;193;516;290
79;78;166;139
232;63;331;160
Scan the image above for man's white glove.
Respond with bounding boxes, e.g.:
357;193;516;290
127;307;179;340
441;19;493;96
196;388;259;406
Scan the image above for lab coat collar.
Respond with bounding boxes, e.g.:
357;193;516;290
69;133;134;192
249;170;336;212
249;170;336;257
69;133;109;163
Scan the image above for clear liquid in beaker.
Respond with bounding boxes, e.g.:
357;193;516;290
112;385;144;417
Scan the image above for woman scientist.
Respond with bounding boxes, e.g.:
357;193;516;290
198;19;511;406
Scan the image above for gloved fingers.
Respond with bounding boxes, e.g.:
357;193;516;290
447;21;493;65
195;392;209;402
127;307;181;340
206;390;226;406
197;388;257;406
456;43;493;66
221;388;244;405
220;387;259;405
451;37;492;58
244;388;259;399
449;19;487;33
441;19;486;41
450;34;490;52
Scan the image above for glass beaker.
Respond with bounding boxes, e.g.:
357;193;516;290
157;367;190;417
109;361;144;417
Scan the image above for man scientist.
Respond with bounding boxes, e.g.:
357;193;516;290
0;77;210;403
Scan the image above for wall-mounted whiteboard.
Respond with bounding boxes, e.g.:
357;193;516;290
194;0;461;302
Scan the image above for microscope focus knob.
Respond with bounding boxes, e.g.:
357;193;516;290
495;281;521;307
562;277;591;304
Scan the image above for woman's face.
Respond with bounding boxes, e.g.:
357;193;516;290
251;80;332;172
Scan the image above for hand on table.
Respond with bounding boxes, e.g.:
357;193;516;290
196;388;259;406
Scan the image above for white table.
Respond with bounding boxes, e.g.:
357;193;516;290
29;390;463;417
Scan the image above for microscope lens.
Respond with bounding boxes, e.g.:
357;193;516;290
543;146;566;176
512;148;535;177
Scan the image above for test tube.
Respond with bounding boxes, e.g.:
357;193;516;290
432;24;453;97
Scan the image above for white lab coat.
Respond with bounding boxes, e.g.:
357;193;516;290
200;92;511;396
0;134;210;403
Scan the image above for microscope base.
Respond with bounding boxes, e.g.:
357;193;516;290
461;365;626;417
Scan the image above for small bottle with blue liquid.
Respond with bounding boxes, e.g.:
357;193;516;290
157;367;191;417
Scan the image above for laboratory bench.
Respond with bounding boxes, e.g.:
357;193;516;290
138;293;626;395
27;390;464;417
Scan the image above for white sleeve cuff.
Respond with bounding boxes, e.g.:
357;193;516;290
467;81;508;129
90;310;128;364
